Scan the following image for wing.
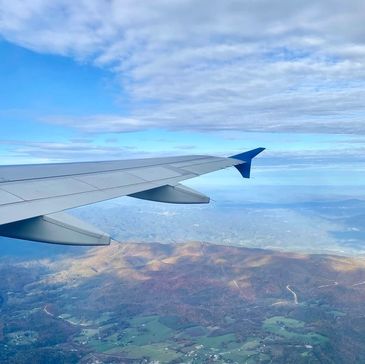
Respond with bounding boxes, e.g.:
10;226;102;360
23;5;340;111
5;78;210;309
0;148;264;246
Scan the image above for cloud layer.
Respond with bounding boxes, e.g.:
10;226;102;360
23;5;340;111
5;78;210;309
1;0;365;134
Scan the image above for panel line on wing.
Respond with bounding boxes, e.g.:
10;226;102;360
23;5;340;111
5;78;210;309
0;173;198;225
0;155;209;183
72;171;147;190
0;188;25;204
0;170;179;206
0;158;237;207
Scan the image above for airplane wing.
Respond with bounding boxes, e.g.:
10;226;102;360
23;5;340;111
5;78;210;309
0;147;264;246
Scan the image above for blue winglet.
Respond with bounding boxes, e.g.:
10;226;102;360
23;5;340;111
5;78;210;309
230;147;265;179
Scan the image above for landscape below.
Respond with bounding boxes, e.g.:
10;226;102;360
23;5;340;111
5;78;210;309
1;241;365;363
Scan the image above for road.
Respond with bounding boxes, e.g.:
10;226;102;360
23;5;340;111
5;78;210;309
318;281;338;288
43;305;88;326
286;285;298;304
43;305;54;317
352;281;365;287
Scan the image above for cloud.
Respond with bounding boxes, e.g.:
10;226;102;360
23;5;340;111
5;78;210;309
0;139;142;163
1;0;365;134
2;137;364;170
43;114;148;133
0;137;208;163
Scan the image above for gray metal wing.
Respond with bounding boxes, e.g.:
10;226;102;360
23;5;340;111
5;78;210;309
0;148;264;245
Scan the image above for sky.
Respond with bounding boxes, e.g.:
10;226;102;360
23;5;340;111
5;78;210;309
0;0;364;192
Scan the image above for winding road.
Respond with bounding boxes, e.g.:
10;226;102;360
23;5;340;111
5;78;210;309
286;285;298;305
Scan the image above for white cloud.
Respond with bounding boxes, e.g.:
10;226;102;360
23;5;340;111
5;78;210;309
43;114;148;133
0;139;141;163
1;0;365;134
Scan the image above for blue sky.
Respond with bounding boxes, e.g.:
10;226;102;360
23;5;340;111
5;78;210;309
0;1;364;191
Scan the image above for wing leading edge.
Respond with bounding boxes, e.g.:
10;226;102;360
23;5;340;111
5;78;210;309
0;148;264;246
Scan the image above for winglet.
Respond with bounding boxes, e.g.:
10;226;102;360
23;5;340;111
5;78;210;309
230;147;265;178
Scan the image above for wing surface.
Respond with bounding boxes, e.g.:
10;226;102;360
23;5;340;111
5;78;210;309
0;148;264;245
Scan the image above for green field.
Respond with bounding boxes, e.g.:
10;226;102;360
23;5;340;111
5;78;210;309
111;343;180;362
74;314;175;355
72;314;270;362
196;333;238;349
123;315;173;345
220;337;265;363
263;316;328;345
71;313;330;362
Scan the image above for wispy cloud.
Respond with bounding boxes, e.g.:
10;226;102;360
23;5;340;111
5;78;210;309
42;114;148;133
1;0;365;134
0;137;211;163
0;139;141;163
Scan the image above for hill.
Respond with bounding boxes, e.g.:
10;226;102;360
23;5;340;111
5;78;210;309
1;242;365;363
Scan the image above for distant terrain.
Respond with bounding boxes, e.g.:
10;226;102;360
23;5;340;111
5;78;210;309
73;197;365;256
1;241;365;363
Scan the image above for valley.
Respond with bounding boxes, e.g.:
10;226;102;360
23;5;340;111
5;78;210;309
1;242;365;363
